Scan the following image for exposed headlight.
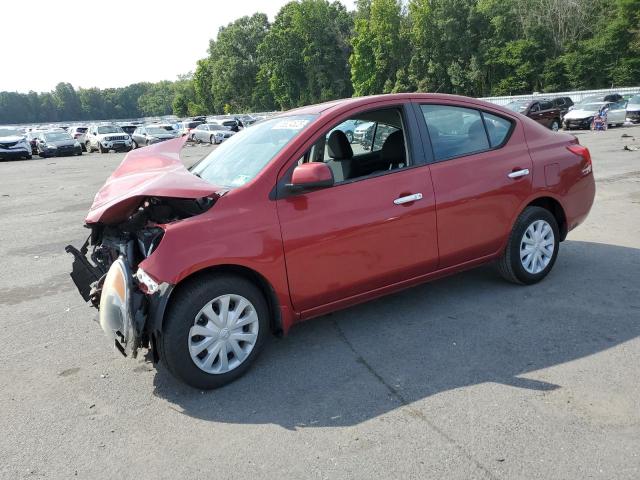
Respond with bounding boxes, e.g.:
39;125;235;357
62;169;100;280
135;267;159;295
124;135;129;140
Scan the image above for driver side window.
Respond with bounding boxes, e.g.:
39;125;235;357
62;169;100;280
301;108;409;184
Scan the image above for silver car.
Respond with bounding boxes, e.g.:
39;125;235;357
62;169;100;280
190;123;236;144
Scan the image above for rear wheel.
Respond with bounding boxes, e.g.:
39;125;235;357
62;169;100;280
550;120;560;132
159;274;269;389
85;142;92;153
132;140;138;149
497;206;559;285
210;135;217;145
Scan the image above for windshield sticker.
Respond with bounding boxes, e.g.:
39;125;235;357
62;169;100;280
230;175;251;186
272;119;310;130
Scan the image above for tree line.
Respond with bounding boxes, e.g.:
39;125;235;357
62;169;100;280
1;0;638;124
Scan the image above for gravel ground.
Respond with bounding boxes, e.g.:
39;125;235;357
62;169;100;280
0;128;639;479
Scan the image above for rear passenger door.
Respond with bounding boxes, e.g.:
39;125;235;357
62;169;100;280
414;103;532;268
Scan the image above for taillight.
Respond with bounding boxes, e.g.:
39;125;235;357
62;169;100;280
567;144;592;175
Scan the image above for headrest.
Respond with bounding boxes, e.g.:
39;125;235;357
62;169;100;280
327;130;353;160
381;130;406;164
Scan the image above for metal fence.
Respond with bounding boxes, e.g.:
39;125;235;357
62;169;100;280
480;86;640;106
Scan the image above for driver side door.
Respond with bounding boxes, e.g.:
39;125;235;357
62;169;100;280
276;103;439;317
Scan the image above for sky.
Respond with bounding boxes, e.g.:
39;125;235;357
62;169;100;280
1;0;356;94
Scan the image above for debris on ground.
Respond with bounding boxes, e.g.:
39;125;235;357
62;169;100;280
623;145;640;151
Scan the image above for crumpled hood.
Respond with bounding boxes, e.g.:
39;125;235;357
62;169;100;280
564;108;598;120
86;136;224;225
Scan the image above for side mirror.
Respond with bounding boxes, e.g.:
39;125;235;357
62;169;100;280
287;163;334;192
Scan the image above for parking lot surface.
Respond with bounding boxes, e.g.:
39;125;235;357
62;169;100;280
1;129;639;479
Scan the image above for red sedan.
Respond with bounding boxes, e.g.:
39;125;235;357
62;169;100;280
67;93;595;389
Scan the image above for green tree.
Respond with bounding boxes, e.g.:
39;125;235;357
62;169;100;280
209;13;271;113
258;0;353;109
350;0;406;95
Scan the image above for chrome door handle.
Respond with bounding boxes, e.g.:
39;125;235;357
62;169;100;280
508;169;530;179
394;193;423;205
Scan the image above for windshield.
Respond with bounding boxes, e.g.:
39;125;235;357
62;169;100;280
146;127;167;135
45;132;72;141
505;101;529;112
97;125;123;134
192;115;316;188
75;127;88;133
0;128;21;137
629;95;640;105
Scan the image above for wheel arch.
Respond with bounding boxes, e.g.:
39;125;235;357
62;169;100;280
525;196;568;241
156;263;283;338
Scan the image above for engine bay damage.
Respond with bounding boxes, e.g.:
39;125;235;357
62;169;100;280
66;195;218;357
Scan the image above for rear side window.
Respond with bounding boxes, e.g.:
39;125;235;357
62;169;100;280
540;101;553;110
421;105;490;161
482;112;512;147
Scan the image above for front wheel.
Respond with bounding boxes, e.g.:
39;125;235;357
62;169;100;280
550;120;560;132
85;142;92;153
99;145;107;153
497;206;559;285
159;274;269;389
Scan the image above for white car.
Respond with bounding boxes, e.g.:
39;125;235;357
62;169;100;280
626;94;640;124
562;101;627;130
68;126;89;151
190;123;236;144
85;124;133;153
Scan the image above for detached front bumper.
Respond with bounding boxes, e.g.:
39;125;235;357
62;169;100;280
66;240;172;359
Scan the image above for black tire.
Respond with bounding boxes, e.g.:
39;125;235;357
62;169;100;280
159;274;269;389
85;142;92;153
132;140;138;149
210;135;216;145
497;206;560;285
99;145;107;153
26;154;32;160
550;119;560;132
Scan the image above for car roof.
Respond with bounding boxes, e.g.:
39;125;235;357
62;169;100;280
280;93;518;118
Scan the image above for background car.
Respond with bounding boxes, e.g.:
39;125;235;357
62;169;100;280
190;123;236;144
119;124;138;136
176;120;203;137
329;119;361;143
25;130;45;154
131;125;177;148
0;128;31;160
563;101;627;129
86;124;132;153
626;94;640;123
68;126;89;150
35;130;82;157
505;99;562;131
550;97;574;118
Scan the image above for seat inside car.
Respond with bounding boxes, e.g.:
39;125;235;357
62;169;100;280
325;130;354;182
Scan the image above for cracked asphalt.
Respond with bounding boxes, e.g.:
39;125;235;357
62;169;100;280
1;128;639;479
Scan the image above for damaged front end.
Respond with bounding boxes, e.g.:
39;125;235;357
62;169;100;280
65;138;224;358
66;196;219;358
